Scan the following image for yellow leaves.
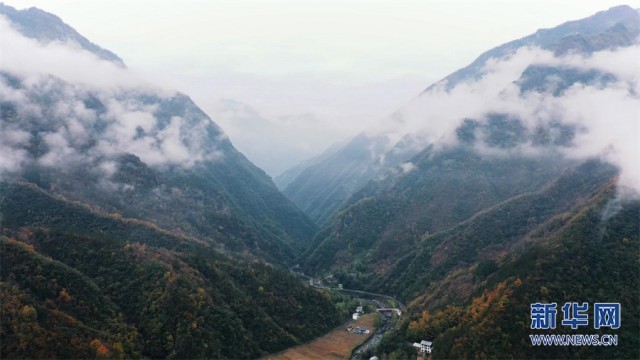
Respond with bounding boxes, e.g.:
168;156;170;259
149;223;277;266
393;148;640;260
467;281;513;321
20;305;37;321
408;310;431;332
540;286;550;297
112;342;125;355
58;287;72;302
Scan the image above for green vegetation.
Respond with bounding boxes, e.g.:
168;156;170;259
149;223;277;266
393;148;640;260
330;292;364;320
369;161;639;359
1;70;318;264
302;146;568;278
389;199;639;359
1;182;340;359
300;148;638;360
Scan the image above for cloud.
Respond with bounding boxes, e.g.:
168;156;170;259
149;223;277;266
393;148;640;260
400;162;415;174
0;15;151;89
0;17;224;182
379;44;640;194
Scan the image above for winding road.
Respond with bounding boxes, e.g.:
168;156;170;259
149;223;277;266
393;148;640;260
299;273;406;359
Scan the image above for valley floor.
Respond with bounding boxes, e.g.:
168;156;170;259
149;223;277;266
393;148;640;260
263;314;376;360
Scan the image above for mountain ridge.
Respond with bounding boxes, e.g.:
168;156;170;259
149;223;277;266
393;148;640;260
0;3;124;65
278;5;640;228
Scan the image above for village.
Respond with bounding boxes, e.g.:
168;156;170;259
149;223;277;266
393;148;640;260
282;270;433;360
346;306;371;335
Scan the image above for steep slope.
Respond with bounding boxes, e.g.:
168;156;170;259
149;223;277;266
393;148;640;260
1;237;137;359
296;6;640;358
302;145;571;276
376;160;618;301
0;5;316;263
300;5;639;275
377;165;639;359
0;182;340;359
274;137;349;190
432;4;640;90
279;5;639;227
0;6;336;358
0;3;123;65
209;99;336;177
280;133;425;226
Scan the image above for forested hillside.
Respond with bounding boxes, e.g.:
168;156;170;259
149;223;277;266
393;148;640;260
0;5;337;359
295;6;640;359
0;182;340;359
378;179;639;358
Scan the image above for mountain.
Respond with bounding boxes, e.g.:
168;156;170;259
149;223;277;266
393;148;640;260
0;5;338;359
0;182;339;359
432;4;640;90
208;99;341;177
296;6;639;358
377;162;639;359
279;4;640;228
278;132;426;226
273;137;352;190
0;5;317;263
302;3;640;274
0;3;123;65
0;71;316;262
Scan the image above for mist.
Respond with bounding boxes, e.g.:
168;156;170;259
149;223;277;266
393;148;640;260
0;16;224;181
377;44;640;194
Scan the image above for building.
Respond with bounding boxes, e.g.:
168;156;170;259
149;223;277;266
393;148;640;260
356;306;363;313
352;313;359;320
338;283;343;289
420;340;433;354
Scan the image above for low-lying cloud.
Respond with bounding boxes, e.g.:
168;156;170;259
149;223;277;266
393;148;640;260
0;15;146;89
380;44;640;194
0;15;224;182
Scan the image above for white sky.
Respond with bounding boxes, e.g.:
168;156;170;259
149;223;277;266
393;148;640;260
3;0;639;173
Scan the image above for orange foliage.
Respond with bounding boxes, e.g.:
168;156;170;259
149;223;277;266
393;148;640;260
58;288;72;302
90;339;111;358
466;280;516;321
408;310;431;332
96;344;111;358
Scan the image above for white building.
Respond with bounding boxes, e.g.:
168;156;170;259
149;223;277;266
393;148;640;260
352;313;359;320
420;340;433;354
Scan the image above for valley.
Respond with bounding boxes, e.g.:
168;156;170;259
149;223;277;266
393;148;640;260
264;314;377;360
1;3;638;360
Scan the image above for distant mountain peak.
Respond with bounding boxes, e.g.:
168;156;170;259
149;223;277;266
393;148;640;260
426;4;640;91
0;3;124;66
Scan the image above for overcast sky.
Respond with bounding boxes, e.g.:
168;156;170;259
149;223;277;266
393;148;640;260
3;0;638;174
